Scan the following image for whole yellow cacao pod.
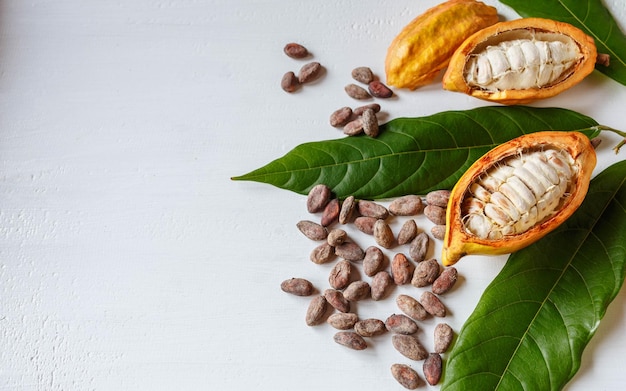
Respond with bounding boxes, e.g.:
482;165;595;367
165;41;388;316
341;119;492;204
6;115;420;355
442;18;598;104
385;0;498;90
442;131;597;266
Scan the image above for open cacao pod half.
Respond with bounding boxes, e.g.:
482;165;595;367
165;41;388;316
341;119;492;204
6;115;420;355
442;131;597;266
442;18;597;104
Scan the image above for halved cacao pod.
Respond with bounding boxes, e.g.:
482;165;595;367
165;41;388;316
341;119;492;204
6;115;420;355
442;131;596;266
442;18;597;104
385;0;498;90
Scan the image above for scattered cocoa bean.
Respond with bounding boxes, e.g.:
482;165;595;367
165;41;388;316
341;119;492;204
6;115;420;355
328;259;352;290
343;281;370;302
361;108;379;137
305;295;327;326
420;291;446;317
432;267;458;295
297;220;328;241
391;253;413;285
283;42;309;59
392;334;428;361
423;353;442;385
306;184;331;213
327;312;359;330
396;294;428;321
334;331;367;350
371;271;393;301
357;200;389;219
426;189;451;208
368;80;393;98
345;83;371;99
434;323;454;354
334;242;365;261
424;204;446;225
389;195;424;216
397;219;418;245
391;363;422;390
385;314;418;335
330;106;353;127
431;224;446;240
324;288;350;313
338;195;356;224
310;242;335;264
326;228;347;247
363;246;385;277
411;258;440;288
343;117;364;136
280;278;314;296
409;232;429;262
298;61;322;83
281;71;299;93
351;66;374;84
374;219;394;249
354;216;377;235
354;318;387;337
353;103;381;116
321;198;340;226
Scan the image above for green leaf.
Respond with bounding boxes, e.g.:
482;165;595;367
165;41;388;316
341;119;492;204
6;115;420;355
500;0;626;86
441;160;626;391
232;106;598;199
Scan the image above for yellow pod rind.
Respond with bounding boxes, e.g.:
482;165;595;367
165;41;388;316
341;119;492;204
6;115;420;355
442;131;597;266
385;0;498;90
442;18;598;104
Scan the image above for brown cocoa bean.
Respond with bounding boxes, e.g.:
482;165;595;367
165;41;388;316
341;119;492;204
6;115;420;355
281;71;299;93
353;103;381;116
324;288;350;313
361;108;379;137
354;216;377;235
397;219;418;245
298;61;322;83
351;66;374;84
426;189;451;208
434;323;454;353
338;195;356;224
411;258;440;288
423;353;443;386
326;228;347;247
368;80;394;98
385;314;418;335
328;259;352;290
357;200;389;219
330;106;353;127
327;312;358;330
409;232;429;262
424;204;446;225
391;253;413;285
420;291;446;317
392;334;428;361
371;271;393;301
432;267;458;295
305;295;327;326
333;331;367;350
345;83;371;99
389;195;424;216
343;281;370;302
431;224;446;240
334;242;365;261
283;42;309;59
343;117;364;136
396;294;428;321
354;318;387;337
363;246;385;277
320;198;340;227
374;219;394;249
280;278;314;296
391;363;422;390
297;220;328;241
306;184;331;213
310;242;335;264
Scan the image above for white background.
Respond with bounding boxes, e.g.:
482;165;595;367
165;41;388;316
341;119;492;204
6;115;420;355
1;0;626;390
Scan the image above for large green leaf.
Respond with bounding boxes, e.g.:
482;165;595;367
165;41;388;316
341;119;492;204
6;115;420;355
500;0;626;86
442;160;626;391
232;106;598;199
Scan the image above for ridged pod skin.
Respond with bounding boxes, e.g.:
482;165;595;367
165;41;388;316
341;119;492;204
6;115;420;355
442;18;597;104
385;0;498;90
442;131;597;266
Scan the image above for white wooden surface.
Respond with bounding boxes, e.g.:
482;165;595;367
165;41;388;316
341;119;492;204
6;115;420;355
1;1;625;390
